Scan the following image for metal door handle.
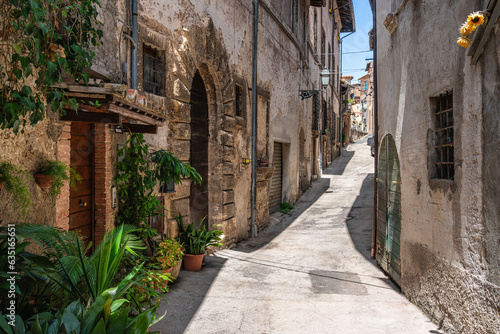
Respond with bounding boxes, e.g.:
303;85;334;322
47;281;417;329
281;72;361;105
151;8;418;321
79;200;88;207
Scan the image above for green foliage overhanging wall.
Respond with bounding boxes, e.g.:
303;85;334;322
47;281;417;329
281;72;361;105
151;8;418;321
0;0;103;133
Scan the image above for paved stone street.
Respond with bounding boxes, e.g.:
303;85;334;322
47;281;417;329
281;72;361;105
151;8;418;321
152;138;442;334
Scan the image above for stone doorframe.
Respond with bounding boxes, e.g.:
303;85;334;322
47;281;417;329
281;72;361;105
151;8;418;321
166;17;238;241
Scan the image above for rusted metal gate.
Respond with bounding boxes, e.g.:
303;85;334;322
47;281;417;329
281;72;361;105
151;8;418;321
376;134;401;286
269;142;283;213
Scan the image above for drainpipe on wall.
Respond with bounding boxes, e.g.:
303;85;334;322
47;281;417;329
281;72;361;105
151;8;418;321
131;0;138;89
250;0;259;238
371;0;378;259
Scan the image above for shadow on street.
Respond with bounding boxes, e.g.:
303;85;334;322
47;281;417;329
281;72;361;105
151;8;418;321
323;150;355;175
150;256;227;333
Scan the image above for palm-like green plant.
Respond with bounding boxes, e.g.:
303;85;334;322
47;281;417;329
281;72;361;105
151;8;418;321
17;224;145;306
0;287;163;334
176;215;223;255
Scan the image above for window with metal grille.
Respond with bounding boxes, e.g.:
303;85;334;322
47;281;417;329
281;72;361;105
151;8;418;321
235;84;243;117
433;90;454;180
143;44;164;95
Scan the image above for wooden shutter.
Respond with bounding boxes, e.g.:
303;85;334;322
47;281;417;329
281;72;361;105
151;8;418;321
269;142;283;213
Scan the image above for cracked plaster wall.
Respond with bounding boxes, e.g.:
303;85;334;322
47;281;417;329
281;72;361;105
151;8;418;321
377;0;500;332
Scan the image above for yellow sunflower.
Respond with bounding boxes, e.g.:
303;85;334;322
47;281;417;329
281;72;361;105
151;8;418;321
467;11;485;27
457;36;471;48
459;22;475;36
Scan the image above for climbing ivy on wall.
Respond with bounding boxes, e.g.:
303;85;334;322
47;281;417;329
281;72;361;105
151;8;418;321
0;0;103;133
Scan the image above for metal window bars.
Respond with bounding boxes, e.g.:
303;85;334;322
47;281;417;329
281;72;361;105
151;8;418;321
143;45;164;95
435;90;454;180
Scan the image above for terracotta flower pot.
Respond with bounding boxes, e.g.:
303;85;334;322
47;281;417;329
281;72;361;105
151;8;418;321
183;254;204;271
34;174;53;190
258;160;269;167
0;180;5;190
170;259;182;281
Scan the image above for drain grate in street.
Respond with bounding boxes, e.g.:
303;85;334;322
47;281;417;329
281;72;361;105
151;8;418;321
309;271;368;295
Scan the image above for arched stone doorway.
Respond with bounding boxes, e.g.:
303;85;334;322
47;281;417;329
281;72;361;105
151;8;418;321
376;134;402;286
189;70;209;226
167;17;238;242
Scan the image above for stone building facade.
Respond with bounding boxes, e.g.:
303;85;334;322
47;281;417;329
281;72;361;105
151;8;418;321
0;1;354;246
375;0;500;332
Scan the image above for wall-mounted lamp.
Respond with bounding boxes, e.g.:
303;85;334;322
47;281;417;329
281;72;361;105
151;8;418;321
109;125;124;134
299;67;331;100
160;179;176;193
242;158;250;165
320;67;331;87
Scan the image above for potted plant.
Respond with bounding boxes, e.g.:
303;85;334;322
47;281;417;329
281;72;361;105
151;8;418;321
155;238;184;281
0;162;32;215
176;215;223;271
34;160;81;197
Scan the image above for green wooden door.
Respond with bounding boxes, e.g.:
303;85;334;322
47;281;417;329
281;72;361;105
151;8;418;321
376;134;401;286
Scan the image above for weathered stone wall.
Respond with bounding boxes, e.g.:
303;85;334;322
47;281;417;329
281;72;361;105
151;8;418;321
0;118;61;226
482;17;500;289
376;0;500;332
0;0;341;248
90;0;342;243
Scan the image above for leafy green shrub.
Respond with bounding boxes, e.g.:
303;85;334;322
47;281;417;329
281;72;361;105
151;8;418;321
176;215;223;255
0;162;32;215
155;238;184;270
280;202;294;214
1;0;103;132
0;224;163;333
17;224;144;306
115;134;201;227
0;287;163;334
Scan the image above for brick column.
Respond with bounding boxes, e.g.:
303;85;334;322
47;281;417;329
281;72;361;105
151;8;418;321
94;124;113;244
55;122;71;230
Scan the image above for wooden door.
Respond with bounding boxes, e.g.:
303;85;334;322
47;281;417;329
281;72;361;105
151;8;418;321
376;134;401;286
269;142;282;213
69;123;94;245
299;129;307;193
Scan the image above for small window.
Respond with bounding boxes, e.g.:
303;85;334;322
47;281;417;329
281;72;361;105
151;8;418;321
433;90;454;180
291;0;299;34
313;10;318;48
321;28;326;67
143;44;164;95
235;84;244;117
364;81;368;90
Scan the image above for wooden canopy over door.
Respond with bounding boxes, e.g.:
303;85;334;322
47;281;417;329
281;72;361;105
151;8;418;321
269;142;283;213
69;123;94;245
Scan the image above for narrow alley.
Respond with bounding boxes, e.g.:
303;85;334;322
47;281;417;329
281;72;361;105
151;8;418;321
152;138;441;334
